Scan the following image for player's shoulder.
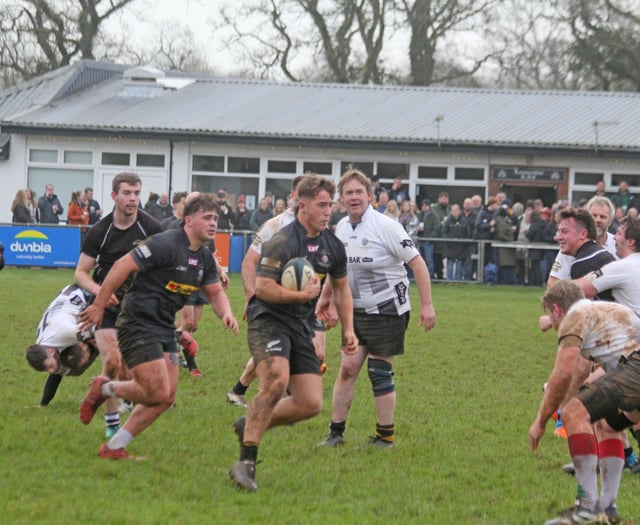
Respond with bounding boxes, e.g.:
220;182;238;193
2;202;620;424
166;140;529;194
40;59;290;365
137;209;163;233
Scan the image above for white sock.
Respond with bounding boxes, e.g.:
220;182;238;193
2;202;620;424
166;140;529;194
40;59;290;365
108;429;134;450
101;381;117;397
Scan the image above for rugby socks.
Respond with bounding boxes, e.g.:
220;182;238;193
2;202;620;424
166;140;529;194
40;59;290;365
101;381;117;397
240;443;258;463
599;438;624;510
329;420;346;437
232;381;249;396
568;433;599;509
375;422;395;444
105;412;120;433
107;429;134;450
182;349;199;371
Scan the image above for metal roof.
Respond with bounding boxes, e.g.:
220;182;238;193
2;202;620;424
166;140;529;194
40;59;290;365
2;60;640;155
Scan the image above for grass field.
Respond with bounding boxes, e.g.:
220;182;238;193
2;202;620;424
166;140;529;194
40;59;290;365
1;267;639;524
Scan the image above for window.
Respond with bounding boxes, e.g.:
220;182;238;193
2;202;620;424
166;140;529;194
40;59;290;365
340;161;374;177
303;161;332;175
228;156;260;174
268;160;296;173
455;167;484;181
574;172;604;185
612;174;640;188
191;175;259;210
28;167;94;221
64;151;92;165
266;178;295;204
418;166;447;179
137;153;165;168
193;155;224;172
377;162;408;178
101;152;130;166
29;149;58;163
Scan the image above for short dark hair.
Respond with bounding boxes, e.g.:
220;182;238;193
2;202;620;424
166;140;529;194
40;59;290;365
172;191;188;205
619;216;640;252
183;193;219;218
297;175;336;200
558;207;596;240
112;172;141;193
338;168;372;195
25;344;54;372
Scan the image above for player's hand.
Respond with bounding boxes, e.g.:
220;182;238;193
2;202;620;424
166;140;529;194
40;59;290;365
418;303;436;332
538;315;552;332
528;421;545;452
77;304;104;332
315;297;338;328
302;275;321;302
222;314;239;335
219;270;230;290
106;293;119;307
342;331;358;355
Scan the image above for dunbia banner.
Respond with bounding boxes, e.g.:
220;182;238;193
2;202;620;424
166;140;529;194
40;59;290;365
0;225;81;268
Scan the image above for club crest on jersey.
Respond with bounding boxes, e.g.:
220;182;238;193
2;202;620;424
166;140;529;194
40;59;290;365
316;251;331;269
188;257;199;266
362;237;369;246
395;282;408;304
400;239;415;249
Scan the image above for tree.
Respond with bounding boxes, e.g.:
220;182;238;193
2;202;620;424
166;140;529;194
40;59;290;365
0;0;134;86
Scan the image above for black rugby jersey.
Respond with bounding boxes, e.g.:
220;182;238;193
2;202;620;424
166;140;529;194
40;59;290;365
82;210;162;299
570;240;615;301
247;219;347;328
116;228;218;338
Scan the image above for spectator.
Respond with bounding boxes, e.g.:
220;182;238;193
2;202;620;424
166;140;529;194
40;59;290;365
329;200;347;232
37;184;64;224
263;191;274;212
610;206;625;234
470;194;483;214
216;189;235;230
234;194;252;230
250;197;272;231
628;207;639;219
67;190;90;226
148;192;173;222
272;197;286;217
376;190;389;214
610;180;636;212
399;199;419;280
11;189;31;224
443;203;471;281
526;210;547;286
160;191;188;230
515;205;533;284
85;187;102;225
431;192;451;280
370;174;385;203
143;192;159;212
461;198;478;280
384;199;400;221
494;207;517;284
593;180;607;197
387;177;408;205
417;199;440;280
475;196;498;268
540;208;558;283
25;188;38;223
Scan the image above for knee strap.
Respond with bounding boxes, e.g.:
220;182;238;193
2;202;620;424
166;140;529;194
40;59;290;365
367;358;395;397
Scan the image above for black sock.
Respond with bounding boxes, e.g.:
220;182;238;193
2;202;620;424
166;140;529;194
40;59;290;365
240;443;258;463
625;447;635;460
182;349;198;371
376;422;395;442
330;421;346;436
233;381;249;395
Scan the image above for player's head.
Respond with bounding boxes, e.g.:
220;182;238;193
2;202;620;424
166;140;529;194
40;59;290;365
183;192;219;241
338;169;374;221
59;344;89;370
586;196;614;240
616;216;640;255
111;172;142;216
541;280;585;330
297;176;336;234
556;207;596;255
25;344;60;374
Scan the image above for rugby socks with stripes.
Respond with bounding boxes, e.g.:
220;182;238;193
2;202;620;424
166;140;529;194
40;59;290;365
375;422;395;444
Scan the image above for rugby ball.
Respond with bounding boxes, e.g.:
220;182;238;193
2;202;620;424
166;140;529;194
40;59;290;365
281;257;315;291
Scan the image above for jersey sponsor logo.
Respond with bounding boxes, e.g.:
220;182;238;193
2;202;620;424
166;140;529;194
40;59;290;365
260;257;282;270
176;265;187;271
363;257;373;263
188;257;199;266
349;256;361;263
551;261;561;272
307;244;319;253
165;281;199;295
137;245;152;258
400;239;415;249
251;234;263;249
395;282;408;305
70;295;84;306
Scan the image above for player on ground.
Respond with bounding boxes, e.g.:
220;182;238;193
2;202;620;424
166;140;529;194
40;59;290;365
530;280;640;525
317;169;436;448
25;284;98;405
228;175;357;491
77;193;238;460
74;172;163;437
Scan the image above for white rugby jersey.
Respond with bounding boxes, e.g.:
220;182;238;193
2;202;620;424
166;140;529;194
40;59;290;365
249;208;295;255
335;205;420;315
549;232;617;281
558;299;640;372
591;252;640;315
36;285;88;351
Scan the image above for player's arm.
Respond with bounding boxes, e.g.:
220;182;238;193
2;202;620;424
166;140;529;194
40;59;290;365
529;344;583;451
255;275;320;304
407;254;436;331
74;253;118;306
329;275;357;354
574;274;598;299
77;254;139;330
201;282;238;334
241;249;261;302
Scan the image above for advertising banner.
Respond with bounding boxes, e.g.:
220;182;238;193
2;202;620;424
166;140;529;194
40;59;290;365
0;225;81;268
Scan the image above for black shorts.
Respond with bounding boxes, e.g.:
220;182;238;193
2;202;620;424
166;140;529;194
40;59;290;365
312;316;325;332
353;311;409;357
117;326;178;369
577;352;640;423
185;290;209;306
98;304;121;330
247;314;320;376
